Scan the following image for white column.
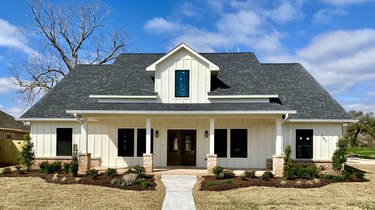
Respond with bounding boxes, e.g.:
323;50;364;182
209;118;215;155
80;120;88;154
275;118;283;155
146;118;151;154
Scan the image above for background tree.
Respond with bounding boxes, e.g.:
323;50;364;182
345;110;375;147
19;135;35;171
11;0;130;103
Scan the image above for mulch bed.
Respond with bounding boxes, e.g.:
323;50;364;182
200;176;368;191
0;170;156;191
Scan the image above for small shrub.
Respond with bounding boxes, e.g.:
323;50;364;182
261;171;274;180
220;170;235;179
39;161;49;173
354;171;365;179
332;137;348;171
223;179;234;184
63;162;71;173
85;169;99;179
15;165;21;171
140;180;153;188
2;167;11;174
321;174;345;181
49;161;62;173
69;144;79;177
206;181;217;187
211;165;224;179
132;165;145;176
106;168;118;178
243;170;256;178
40;161;61;173
283;144;294;179
18;170;26;175
18;135;35;171
111;178;120;185
295;165;319;179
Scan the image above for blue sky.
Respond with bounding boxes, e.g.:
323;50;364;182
1;0;375;117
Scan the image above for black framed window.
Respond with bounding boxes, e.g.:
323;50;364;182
137;129;154;157
56;128;72;156
118;129;134;157
175;70;189;97
296;129;313;159
214;129;227;157
230;129;247;158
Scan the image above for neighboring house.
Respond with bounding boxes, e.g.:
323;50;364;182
0;111;29;164
19;44;354;175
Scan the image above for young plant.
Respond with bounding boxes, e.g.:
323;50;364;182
261;171;274;180
105;168;118;178
332;137;348;172
283;144;295;179
85;169;99;179
69;144;79;177
211;165;224;179
242;170;256;178
18;135;35;171
2;167;11;174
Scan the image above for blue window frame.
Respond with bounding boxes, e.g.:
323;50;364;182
175;70;189;97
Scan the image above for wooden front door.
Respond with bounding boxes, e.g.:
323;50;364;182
167;130;196;166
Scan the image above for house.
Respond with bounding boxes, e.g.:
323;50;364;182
0;111;29;164
18;43;354;175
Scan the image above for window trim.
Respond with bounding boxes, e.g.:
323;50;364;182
175;70;190;98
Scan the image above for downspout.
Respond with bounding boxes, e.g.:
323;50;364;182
282;113;289;125
74;113;83;124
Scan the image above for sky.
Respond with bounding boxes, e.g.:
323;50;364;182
0;0;375;117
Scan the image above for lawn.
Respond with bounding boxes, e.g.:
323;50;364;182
0;175;165;209
193;164;375;209
347;147;375;159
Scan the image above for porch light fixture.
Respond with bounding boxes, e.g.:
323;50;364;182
155;130;159;137
205;130;209;138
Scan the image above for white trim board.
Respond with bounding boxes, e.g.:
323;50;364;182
208;95;278;99
89;95;157;99
17;118;78;122
66;110;297;115
287;119;357;123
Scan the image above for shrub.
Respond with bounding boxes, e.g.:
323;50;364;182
321;174;345;181
63;162;71;173
132;165;145;176
19;135;35;171
283;145;294;179
295;165;319;179
2;167;11;174
111;178;120;185
85;169;99;179
69;144;79;177
39;161;50;172
15;165;21;171
40;161;61;173
211;165;224;179
140;180;153;188
106;168;118;178
332;137;348;172
223;179;234;184
122;173;138;186
261;171;274;180
221;170;235;179
206;181;217;187
18;170;26;175
343;165;366;180
49;161;62;173
242;170;256;178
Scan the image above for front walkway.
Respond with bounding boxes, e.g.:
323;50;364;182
347;157;375;165
161;175;197;210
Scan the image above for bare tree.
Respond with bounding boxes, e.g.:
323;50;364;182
11;0;130;103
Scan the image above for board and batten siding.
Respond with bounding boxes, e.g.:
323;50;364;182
283;122;343;160
155;48;211;103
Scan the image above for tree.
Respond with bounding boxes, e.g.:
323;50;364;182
19;135;35;171
11;0;130;103
345;110;375;147
332;137;348;172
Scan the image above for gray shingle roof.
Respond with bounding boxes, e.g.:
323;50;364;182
21;52;351;120
0;111;30;131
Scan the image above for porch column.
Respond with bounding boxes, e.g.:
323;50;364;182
80;120;88;153
143;118;153;173
273;117;284;177
79;119;91;174
207;118;217;173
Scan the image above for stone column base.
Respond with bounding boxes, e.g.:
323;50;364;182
143;153;153;173
272;155;284;177
206;154;217;173
79;153;91;174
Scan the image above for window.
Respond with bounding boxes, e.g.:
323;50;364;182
137;129;154;157
175;70;189;97
56;128;72;156
230;129;247;158
118;129;134;157
296;129;313;159
214;129;227;157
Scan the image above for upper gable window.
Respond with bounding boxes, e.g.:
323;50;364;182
175;70;189;97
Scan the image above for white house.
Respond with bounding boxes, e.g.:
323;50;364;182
19;43;354;175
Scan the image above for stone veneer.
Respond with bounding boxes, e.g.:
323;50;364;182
206;154;217;173
143;153;153;173
78;153;91;174
32;156;100;172
272;155;284;177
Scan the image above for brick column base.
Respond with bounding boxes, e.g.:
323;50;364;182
206;154;217;173
272;155;284;177
143;153;153;173
79;153;91;174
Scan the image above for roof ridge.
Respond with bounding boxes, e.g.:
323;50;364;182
261;63;301;65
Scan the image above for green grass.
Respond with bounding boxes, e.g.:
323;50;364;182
347;147;375;159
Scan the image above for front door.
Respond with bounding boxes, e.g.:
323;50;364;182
167;130;196;166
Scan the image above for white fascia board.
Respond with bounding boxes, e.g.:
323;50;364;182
287;119;357;123
17;118;78;122
66;110;297;115
146;43;219;71
89;95;157;99
208;95;279;99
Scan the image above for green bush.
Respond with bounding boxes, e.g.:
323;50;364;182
221;170;235;179
261;171;274;180
106;168;118;178
211;165;224;179
39;161;49;172
295;165;319;179
69;144;79;177
2;167;11;174
85;169;99;179
39;161;61;173
242;170;256;178
283;145;294;179
206;181;217;187
140;180;153;188
18;170;26;175
63;162;71;173
332;137;348;171
223;179;235;184
132;165;145;176
321;174;345;181
343;165;365;180
19;135;35;171
49;161;62;173
111;178;120;185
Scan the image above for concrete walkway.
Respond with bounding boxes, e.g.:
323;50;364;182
161;175;197;210
348;157;375;165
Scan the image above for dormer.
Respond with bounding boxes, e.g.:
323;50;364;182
146;43;219;103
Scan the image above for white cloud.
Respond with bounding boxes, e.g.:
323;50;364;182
0;77;18;94
366;91;375;96
266;0;305;23
181;2;199;17
320;0;374;5
0;105;25;118
144;17;185;34
343;103;375;113
0;19;35;55
313;9;346;24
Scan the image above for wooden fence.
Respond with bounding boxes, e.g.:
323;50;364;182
0;139;24;164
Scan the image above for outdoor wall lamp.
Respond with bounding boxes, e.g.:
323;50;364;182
205;130;209;138
155;130;159;137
